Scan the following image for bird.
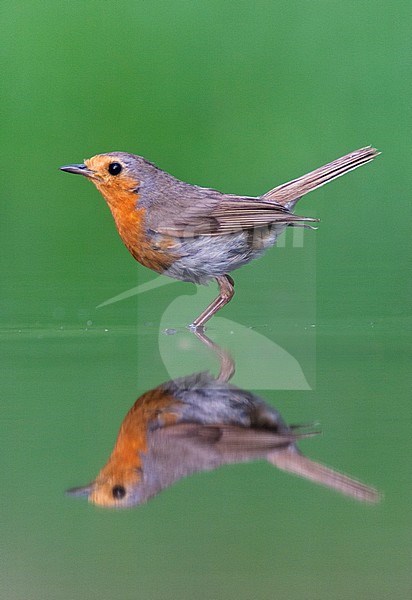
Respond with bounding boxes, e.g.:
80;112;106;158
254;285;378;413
67;332;380;508
61;146;378;328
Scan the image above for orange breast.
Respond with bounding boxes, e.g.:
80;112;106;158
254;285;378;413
99;387;180;475
96;180;178;273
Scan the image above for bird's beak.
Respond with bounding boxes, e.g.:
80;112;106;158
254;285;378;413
66;484;93;497
60;164;95;178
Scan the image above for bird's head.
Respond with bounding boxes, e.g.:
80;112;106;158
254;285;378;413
60;152;143;206
67;465;143;509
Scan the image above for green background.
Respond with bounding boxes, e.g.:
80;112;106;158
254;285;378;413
2;1;410;599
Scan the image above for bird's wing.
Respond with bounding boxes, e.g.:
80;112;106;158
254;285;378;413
139;423;314;502
162;422;302;455
153;198;318;238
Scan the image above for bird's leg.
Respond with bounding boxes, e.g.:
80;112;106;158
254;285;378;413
189;274;235;330
192;329;235;383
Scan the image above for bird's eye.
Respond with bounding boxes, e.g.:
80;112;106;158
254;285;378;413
112;485;126;499
108;162;122;176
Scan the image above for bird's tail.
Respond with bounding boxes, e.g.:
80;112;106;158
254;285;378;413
267;447;380;503
263;146;379;208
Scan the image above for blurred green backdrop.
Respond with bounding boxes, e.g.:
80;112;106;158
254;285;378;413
1;1;411;599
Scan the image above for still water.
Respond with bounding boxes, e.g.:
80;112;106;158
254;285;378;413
2;262;409;599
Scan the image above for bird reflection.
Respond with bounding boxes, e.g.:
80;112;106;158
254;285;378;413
67;332;379;508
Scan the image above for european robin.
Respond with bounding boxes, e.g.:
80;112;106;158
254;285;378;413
67;333;379;508
61;146;378;328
